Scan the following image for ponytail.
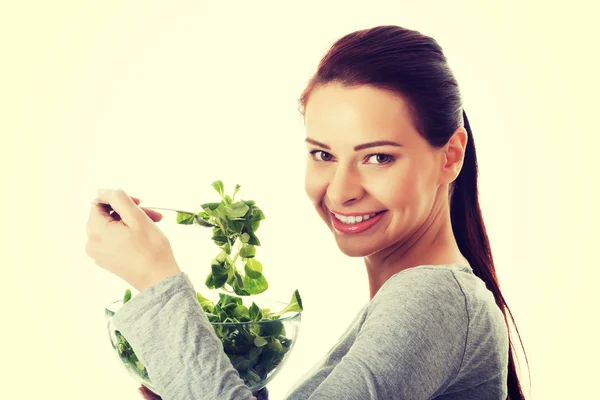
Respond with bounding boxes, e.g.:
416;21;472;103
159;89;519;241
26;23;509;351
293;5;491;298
450;111;529;399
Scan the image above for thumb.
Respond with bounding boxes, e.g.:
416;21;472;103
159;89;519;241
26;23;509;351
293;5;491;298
97;188;148;228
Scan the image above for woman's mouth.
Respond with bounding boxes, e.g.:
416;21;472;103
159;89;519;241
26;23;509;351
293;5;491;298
330;210;386;234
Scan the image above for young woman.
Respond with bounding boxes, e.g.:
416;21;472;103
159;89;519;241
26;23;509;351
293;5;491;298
86;25;527;399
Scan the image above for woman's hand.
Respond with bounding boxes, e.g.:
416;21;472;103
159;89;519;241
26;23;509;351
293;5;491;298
139;386;162;399
85;189;181;292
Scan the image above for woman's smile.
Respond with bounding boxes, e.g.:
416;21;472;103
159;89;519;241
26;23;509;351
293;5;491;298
330;210;388;234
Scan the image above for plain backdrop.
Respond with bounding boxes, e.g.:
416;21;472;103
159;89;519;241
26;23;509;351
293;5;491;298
2;1;598;399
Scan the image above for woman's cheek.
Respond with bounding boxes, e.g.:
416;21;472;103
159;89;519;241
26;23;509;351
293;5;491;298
304;165;327;206
381;174;420;211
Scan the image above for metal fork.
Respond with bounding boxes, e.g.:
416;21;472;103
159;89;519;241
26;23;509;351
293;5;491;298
91;200;217;227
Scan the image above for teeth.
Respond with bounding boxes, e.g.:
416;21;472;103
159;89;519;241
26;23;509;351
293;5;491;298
334;212;378;224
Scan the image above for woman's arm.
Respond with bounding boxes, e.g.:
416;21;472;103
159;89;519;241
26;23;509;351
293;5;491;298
286;268;472;399
114;268;485;400
113;272;257;400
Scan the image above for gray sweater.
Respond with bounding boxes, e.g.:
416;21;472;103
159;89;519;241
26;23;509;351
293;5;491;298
113;264;509;399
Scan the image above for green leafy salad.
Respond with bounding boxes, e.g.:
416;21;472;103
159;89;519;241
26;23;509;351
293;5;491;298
113;181;303;388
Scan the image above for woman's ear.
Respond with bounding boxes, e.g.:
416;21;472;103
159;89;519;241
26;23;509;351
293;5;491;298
440;127;468;184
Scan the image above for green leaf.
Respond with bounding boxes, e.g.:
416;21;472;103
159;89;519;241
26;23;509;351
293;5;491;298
201;202;221;211
232;271;250;296
247;367;261;384
240;233;250;243
123;289;132;304
212;262;229;279
267;338;283;353
249;302;263;321
212;180;225;198
216;251;228;263
233;184;241;200
205;272;216;289
254;336;268;347
196;291;215;313
213;304;227;322
203;203;227;219
232;282;250;296
249;346;263;364
244;259;263;279
221;242;231;254
205;312;219;323
212;235;228;244
246;231;261;246
270;289;303;318
217;203;228;219
243;274;269;295
233;305;250;320
260;306;271;316
225;201;250;219
230;355;251;371
176;211;196;225
239;244;256;258
250;207;265;222
213;273;228;288
217;293;242;309
227;219;244;234
260;320;283;336
193;215;216;228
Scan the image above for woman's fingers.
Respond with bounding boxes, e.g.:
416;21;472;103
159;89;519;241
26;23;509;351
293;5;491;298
141;207;163;222
95;190;163;225
138;386;162;399
96;189;149;228
120;196;163;222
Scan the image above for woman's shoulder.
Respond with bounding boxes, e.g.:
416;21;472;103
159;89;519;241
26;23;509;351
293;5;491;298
377;263;496;307
369;263;506;335
373;264;472;304
368;264;471;317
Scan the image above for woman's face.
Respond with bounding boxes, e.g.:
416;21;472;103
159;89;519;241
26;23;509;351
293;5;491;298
304;83;448;257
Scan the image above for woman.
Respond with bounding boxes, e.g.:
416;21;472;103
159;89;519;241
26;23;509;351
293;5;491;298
86;25;527;399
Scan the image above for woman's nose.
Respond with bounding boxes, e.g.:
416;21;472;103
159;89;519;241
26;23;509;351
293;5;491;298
326;165;364;207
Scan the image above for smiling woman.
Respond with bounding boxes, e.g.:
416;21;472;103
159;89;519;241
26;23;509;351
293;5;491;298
87;24;528;400
297;25;527;399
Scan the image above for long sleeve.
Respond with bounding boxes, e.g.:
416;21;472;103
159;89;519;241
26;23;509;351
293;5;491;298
112;265;507;400
285;265;508;400
112;271;257;400
297;268;470;399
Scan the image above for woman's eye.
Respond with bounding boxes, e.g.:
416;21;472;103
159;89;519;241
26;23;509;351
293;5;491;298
310;150;334;162
366;153;394;165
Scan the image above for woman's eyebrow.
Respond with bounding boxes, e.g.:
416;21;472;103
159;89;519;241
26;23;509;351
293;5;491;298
354;140;403;151
305;138;331;149
305;138;403;151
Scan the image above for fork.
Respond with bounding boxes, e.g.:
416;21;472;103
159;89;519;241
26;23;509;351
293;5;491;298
91;200;217;227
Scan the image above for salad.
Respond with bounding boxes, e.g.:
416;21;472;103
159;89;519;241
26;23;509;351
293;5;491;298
112;181;303;389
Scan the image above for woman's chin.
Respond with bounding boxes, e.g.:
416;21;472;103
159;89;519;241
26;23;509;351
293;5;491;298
333;237;375;258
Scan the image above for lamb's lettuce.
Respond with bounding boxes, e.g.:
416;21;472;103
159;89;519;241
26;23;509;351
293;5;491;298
116;181;303;389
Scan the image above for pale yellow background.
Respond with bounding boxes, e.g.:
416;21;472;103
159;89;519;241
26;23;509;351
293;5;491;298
2;1;598;399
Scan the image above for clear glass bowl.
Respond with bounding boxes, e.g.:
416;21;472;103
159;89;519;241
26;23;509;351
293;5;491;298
105;299;301;396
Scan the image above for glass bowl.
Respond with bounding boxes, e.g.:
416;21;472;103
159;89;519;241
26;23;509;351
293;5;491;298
105;299;301;396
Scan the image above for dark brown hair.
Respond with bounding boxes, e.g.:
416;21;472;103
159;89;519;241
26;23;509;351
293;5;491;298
298;25;529;399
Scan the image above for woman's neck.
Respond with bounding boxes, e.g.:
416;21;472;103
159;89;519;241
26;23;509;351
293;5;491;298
363;201;468;300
